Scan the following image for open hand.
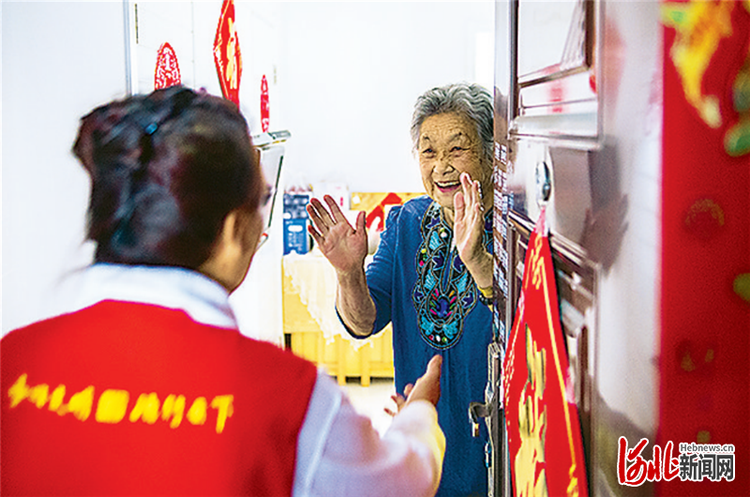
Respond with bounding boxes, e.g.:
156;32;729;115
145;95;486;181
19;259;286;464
384;385;412;417
453;173;492;291
307;195;368;274
406;355;442;407
453;173;486;264
385;355;442;416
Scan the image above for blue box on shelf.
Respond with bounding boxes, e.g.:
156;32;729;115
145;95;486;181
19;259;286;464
283;219;309;255
283;193;311;255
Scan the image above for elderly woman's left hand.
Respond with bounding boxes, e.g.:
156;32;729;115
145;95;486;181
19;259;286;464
453;173;493;289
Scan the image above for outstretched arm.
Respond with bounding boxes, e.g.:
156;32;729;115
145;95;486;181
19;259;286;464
306;196;376;336
294;356;445;497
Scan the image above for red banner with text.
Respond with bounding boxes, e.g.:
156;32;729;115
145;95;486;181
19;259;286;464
213;0;242;106
503;209;589;497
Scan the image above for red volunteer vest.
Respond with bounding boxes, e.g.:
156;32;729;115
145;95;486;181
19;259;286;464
1;301;317;496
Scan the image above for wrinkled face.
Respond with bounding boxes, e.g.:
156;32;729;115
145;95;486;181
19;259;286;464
418;112;490;214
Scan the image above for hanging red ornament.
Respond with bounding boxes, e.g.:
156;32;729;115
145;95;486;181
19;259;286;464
503;209;589;497
154;42;181;90
213;0;242;106
260;75;270;132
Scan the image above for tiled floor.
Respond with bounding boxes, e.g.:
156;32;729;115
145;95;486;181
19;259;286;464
340;377;396;435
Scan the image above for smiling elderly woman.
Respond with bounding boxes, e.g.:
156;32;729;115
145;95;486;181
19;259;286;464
307;83;494;497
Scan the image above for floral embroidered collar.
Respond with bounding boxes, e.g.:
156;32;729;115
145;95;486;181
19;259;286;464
412;202;492;349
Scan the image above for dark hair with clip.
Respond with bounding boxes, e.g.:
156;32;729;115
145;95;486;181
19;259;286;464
73;86;261;269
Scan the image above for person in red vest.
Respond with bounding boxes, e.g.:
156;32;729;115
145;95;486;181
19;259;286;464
1;86;445;497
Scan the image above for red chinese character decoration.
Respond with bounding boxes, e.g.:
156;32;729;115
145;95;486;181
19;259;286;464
154;43;181;90
503;209;589;497
260;75;270;132
365;192;404;233
213;0;242;106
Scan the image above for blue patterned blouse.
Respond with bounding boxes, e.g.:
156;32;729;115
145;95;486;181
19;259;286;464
347;195;493;497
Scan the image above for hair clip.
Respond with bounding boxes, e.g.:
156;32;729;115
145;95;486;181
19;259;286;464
144;122;158;135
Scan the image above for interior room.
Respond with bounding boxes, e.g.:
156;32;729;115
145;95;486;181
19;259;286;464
2;0;494;435
3;1;748;496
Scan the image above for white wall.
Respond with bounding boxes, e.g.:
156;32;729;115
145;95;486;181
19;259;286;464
276;1;495;193
2;1;127;334
125;1;288;344
2;1;494;339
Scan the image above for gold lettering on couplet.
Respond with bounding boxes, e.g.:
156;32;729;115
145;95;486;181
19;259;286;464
515;325;550;497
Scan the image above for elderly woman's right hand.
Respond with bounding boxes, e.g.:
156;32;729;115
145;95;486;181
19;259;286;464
307;195;368;275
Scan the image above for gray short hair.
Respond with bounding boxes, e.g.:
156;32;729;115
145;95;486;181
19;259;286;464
411;83;494;168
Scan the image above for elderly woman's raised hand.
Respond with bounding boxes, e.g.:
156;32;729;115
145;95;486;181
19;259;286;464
307;195;368;275
453;173;493;289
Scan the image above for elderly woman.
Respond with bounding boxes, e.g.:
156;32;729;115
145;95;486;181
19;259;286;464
1;86;446;497
307;83;493;496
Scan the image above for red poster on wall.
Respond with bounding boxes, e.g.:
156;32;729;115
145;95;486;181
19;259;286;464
503;209;589;497
260;75;270;132
213;0;242;106
154;42;181;90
